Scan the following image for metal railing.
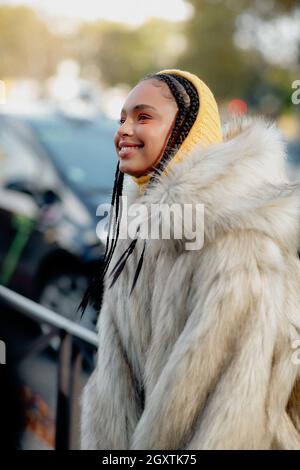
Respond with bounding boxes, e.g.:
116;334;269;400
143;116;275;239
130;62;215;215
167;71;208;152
0;285;98;450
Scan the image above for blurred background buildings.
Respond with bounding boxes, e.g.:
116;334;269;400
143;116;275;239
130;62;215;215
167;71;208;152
0;0;299;123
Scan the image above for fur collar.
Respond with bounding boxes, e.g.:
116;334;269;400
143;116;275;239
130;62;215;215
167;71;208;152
122;116;300;254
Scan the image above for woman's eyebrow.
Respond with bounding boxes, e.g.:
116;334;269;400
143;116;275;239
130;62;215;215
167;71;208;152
121;104;157;113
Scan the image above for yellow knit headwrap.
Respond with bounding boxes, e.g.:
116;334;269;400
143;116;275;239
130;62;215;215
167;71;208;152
131;69;223;192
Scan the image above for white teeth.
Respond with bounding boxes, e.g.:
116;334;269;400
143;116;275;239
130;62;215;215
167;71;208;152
121;146;141;149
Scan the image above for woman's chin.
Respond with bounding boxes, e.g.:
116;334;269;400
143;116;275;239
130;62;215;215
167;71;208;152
119;161;147;178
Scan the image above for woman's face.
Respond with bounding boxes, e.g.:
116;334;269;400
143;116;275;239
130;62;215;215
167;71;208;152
114;79;178;177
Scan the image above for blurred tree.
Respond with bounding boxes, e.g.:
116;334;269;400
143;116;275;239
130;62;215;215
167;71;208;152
0;6;65;79
177;0;258;99
70;18;186;87
177;0;300;112
0;1;299;115
255;0;300;17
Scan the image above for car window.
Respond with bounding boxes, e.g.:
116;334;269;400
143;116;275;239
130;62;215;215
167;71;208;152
287;140;300;165
29;117;117;194
0;124;42;187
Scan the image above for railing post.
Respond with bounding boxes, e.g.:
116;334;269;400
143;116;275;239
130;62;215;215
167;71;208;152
55;332;72;450
69;342;84;450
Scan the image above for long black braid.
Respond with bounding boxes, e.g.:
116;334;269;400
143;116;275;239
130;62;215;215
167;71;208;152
79;162;125;312
147;74;200;185
79;72;200;314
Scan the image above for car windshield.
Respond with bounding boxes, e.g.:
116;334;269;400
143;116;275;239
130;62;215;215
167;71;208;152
28;115;118;194
287;140;300;165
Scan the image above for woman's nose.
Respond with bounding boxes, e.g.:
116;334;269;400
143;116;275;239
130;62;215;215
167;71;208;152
118;119;133;136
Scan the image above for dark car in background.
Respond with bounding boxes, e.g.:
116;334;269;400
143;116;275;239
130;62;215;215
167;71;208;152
286;138;300;182
0;106;117;333
287;139;300;165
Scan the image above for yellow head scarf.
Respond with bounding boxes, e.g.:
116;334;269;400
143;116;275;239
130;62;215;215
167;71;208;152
130;69;223;193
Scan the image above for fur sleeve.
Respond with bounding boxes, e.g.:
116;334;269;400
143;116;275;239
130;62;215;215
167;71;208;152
80;305;140;449
130;244;293;450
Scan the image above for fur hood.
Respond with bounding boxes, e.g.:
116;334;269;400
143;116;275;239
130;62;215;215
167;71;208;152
81;116;300;450
122;116;300;254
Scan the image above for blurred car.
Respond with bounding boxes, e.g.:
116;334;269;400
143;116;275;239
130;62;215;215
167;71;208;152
286;138;300;180
287;139;300;164
0;106;117;337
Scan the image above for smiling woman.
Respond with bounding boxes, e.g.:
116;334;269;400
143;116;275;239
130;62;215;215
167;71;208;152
114;80;180;177
80;69;300;450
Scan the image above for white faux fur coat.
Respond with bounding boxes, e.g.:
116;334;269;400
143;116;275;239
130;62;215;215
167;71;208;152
81;116;300;450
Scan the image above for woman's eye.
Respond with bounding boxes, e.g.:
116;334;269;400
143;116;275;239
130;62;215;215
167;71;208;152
138;114;150;120
118;115;150;125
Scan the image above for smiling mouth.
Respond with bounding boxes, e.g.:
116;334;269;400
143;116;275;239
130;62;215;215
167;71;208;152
119;145;144;157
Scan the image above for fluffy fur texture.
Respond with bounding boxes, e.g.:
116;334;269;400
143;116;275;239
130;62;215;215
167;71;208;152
81;116;300;450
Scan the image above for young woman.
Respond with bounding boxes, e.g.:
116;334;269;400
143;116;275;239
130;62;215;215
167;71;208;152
80;69;300;450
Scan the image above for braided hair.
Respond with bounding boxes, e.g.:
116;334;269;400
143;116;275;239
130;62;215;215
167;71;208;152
79;72;200;314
